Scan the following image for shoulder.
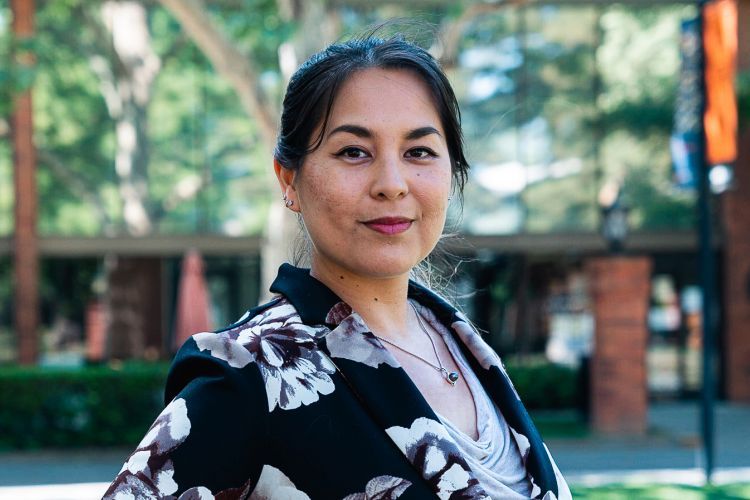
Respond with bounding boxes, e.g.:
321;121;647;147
167;295;336;412
189;296;317;367
171;295;317;367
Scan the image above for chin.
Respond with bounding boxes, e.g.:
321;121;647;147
312;241;434;281
348;254;425;280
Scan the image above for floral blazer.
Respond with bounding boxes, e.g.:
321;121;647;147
104;264;571;500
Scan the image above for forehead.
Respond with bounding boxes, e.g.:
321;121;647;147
325;68;443;133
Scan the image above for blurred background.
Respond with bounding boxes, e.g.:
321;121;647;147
0;0;748;497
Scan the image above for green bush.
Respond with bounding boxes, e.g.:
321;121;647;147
505;361;581;410
0;362;169;450
0;359;581;450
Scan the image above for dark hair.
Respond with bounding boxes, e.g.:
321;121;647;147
274;34;469;196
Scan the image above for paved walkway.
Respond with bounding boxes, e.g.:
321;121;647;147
0;402;748;499
549;402;750;476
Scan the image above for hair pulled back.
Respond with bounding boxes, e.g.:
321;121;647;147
274;34;469;196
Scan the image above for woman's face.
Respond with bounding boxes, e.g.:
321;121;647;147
277;68;452;281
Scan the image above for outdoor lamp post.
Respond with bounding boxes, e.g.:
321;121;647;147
598;181;629;253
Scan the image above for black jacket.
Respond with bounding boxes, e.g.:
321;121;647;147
104;264;570;499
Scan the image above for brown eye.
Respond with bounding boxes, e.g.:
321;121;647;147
406;147;437;159
335;147;369;159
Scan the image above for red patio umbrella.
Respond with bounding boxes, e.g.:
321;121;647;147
173;249;213;351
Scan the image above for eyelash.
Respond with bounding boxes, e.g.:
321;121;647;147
333;146;438;160
406;147;438;159
334;147;369;159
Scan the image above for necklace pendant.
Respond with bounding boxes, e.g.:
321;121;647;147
447;371;460;386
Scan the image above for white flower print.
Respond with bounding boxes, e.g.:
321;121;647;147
193;331;255;369
235;310;252;323
249;464;311;500
450;313;503;371
342;475;412;500
509;427;531;466
326;301;353;325
176;486;215;499
530;479;542;499
194;298;337;411
435;463;473;498
325;305;399;369
104;398;191;499
451;313;521;401
528;456;568;500
386;417;490;500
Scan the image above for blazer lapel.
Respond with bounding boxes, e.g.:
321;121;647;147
410;284;560;499
321;303;490;500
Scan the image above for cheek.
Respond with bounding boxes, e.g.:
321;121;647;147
422;193;446;217
417;171;451;215
296;167;353;221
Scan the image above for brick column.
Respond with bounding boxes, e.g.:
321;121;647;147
85;300;106;363
722;0;750;402
586;256;652;434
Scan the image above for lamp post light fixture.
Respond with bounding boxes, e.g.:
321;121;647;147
598;181;630;254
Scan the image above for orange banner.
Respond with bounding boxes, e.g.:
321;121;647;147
704;0;738;165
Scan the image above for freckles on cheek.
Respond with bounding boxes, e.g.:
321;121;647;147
298;169;331;207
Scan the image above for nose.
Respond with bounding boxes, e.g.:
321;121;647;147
370;153;409;200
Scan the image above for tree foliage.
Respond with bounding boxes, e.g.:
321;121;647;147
455;4;696;234
0;1;701;238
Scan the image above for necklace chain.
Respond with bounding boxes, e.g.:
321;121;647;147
373;302;460;386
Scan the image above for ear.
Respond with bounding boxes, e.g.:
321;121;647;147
274;159;300;210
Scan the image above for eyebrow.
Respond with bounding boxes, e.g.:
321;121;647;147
405;126;442;140
327;124;442;141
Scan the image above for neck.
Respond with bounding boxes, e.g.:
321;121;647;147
310;258;413;340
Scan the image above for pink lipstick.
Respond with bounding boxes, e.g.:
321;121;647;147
363;217;413;235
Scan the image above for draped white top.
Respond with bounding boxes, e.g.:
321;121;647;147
427;310;533;499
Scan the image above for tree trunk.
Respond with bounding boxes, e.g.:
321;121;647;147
98;0;160;236
11;0;39;365
105;256;164;360
96;1;163;358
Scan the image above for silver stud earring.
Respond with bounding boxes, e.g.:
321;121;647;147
285;199;294;207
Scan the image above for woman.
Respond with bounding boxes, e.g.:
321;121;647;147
105;35;570;500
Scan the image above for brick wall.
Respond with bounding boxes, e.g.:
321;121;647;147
586;257;652;434
721;0;750;402
722;126;750;401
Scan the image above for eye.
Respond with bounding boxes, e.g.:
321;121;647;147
334;146;370;160
405;147;438;160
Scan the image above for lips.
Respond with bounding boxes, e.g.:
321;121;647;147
362;217;413;235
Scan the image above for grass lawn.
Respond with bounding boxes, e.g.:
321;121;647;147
571;482;750;499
